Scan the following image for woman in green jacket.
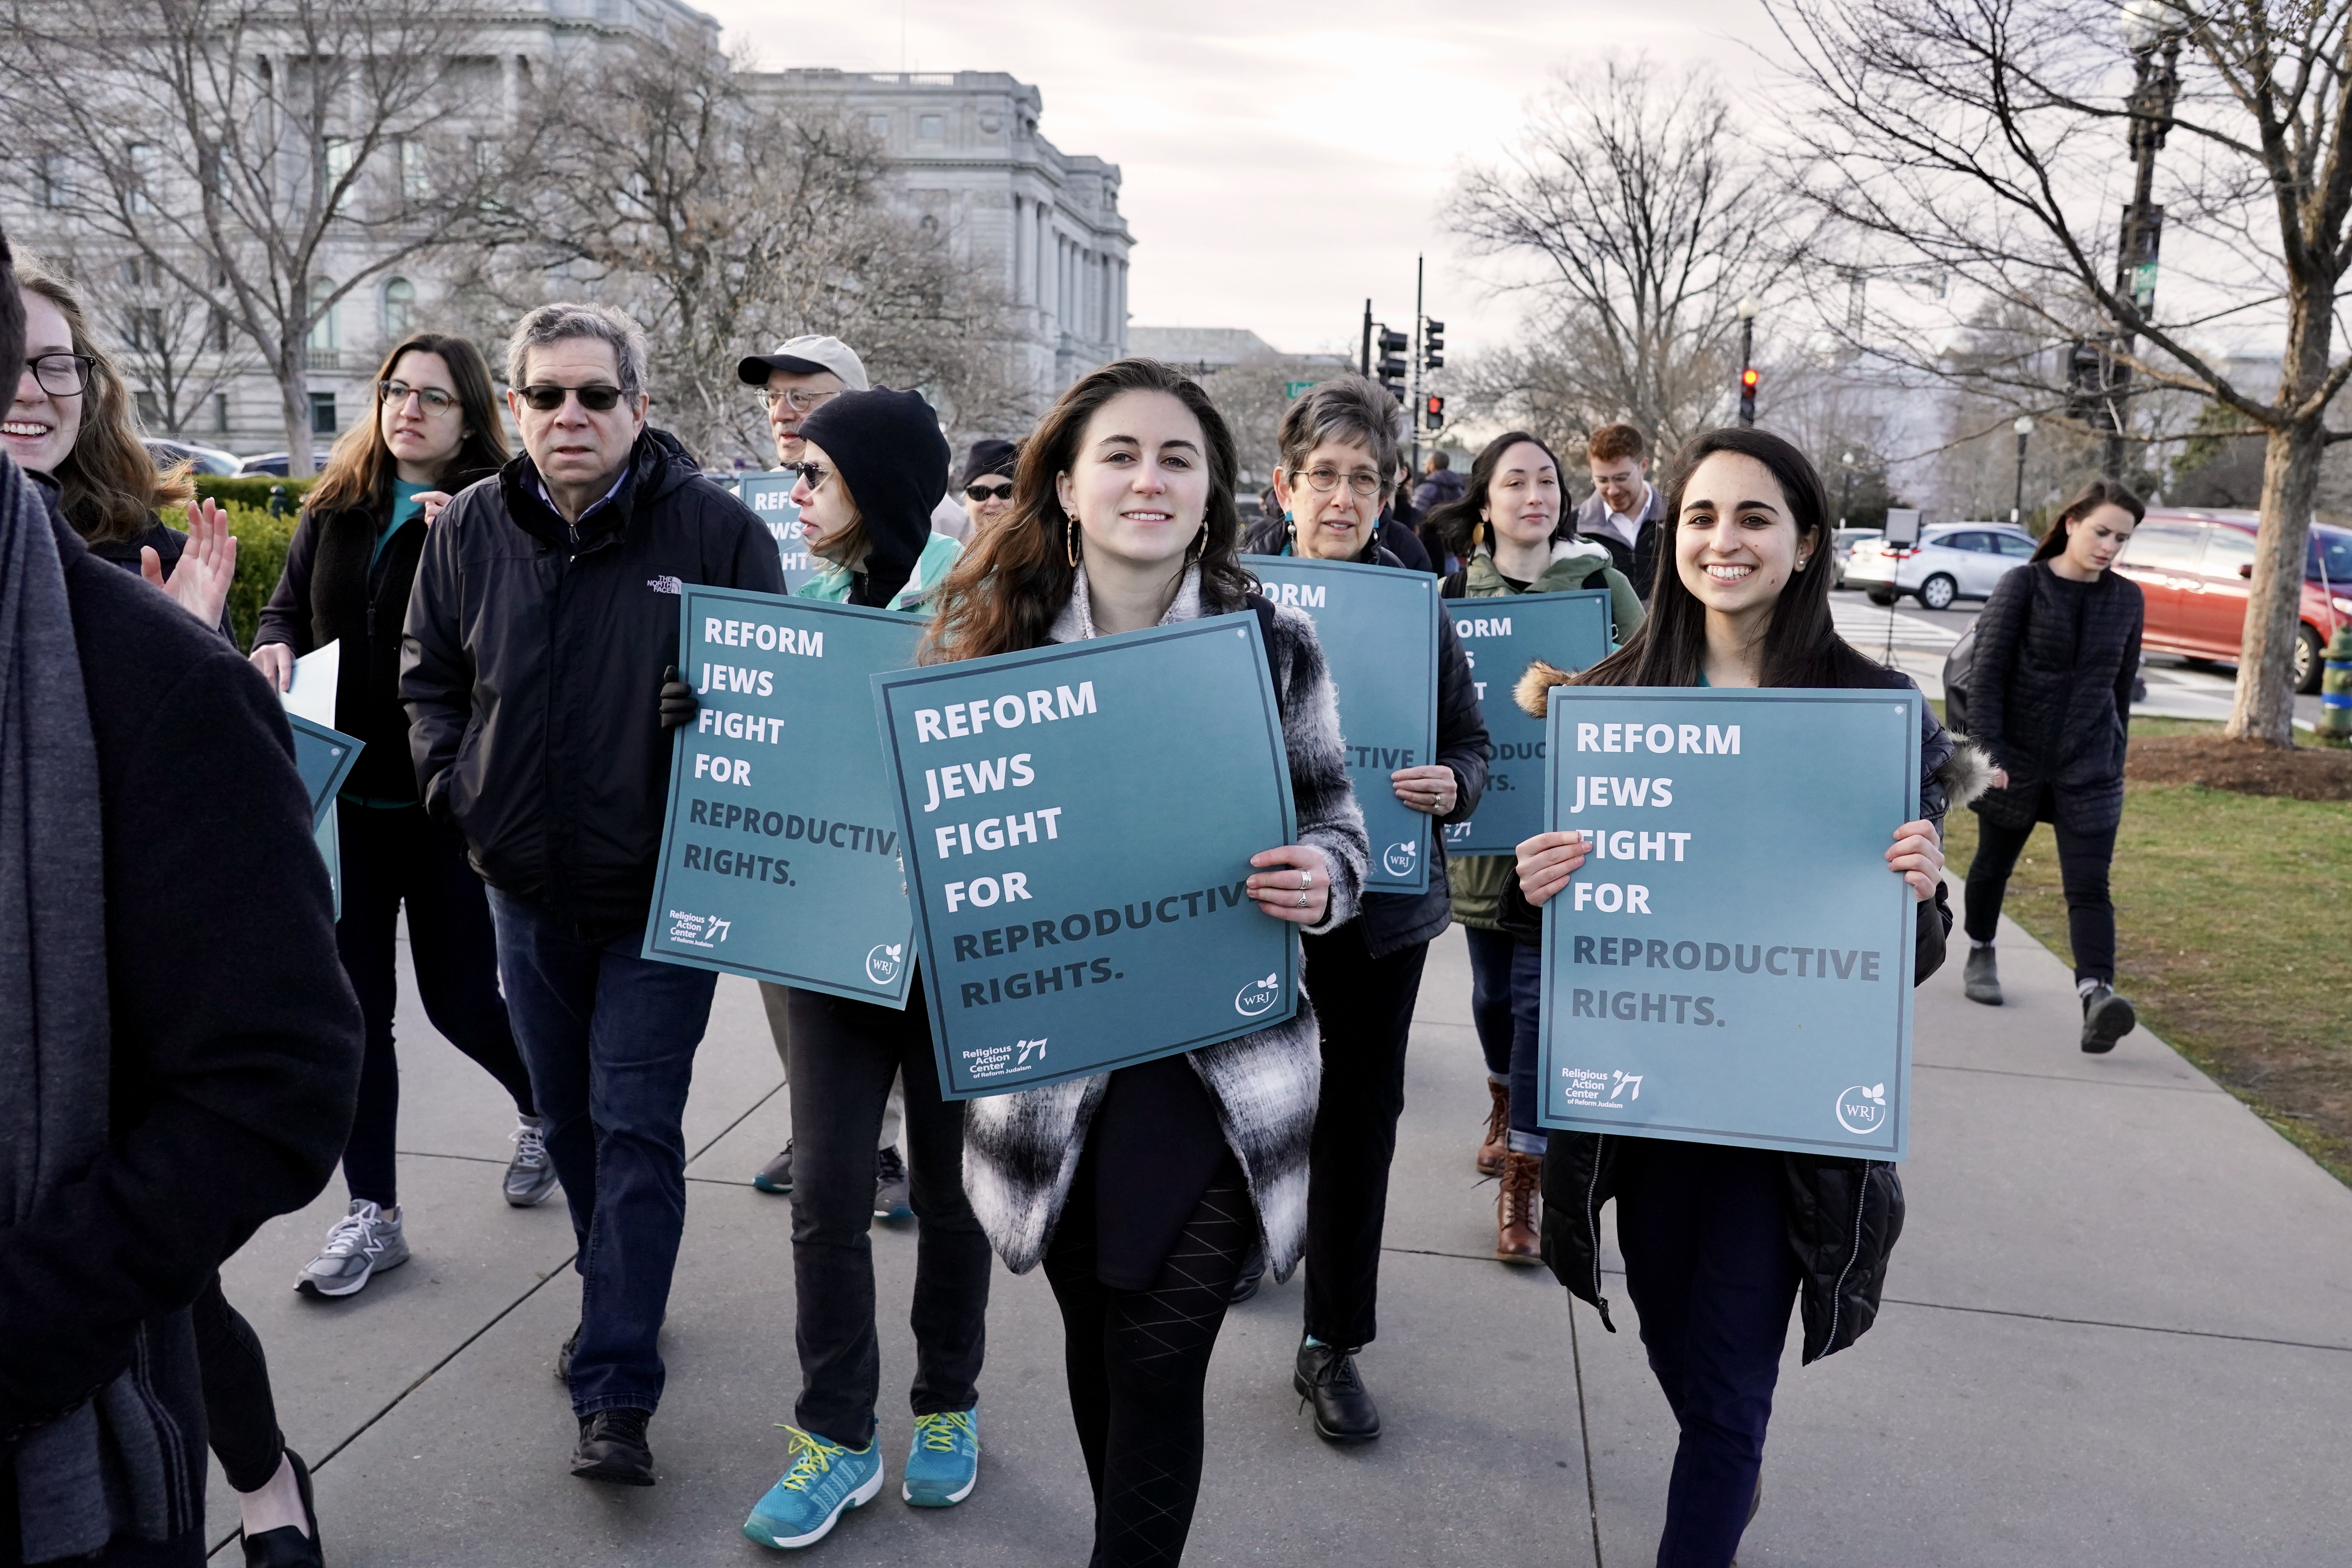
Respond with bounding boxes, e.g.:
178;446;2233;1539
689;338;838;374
1426;430;1641;1262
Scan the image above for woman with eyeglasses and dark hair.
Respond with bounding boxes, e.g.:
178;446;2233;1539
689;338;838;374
1508;427;1975;1568
249;331;554;1310
739;386;996;1553
1420;430;1646;1263
898;358;1365;1567
1956;479;2145;1051
4;249;237;635
1236;374;1489;1443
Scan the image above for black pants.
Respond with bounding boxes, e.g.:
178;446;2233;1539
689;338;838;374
785;981;991;1448
1614;1140;1800;1568
1300;922;1429;1349
336;804;536;1208
192;1274;282;1493
1962;804;2119;983
1044;1159;1254;1568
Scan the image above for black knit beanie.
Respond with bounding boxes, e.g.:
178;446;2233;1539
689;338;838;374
961;437;1019;487
799;387;950;605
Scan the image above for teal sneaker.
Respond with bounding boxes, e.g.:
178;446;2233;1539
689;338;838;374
901;1409;980;1506
743;1427;884;1550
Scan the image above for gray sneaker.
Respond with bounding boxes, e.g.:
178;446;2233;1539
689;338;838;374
505;1116;559;1207
1963;947;2002;1006
295;1200;409;1298
2081;985;2137;1054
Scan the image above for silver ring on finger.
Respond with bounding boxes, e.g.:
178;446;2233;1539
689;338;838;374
1298;870;1310;890
1296;891;1308;908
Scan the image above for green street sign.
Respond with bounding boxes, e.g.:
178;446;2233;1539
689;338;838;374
1285;380;1318;399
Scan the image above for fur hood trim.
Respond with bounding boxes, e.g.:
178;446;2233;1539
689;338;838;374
1515;659;1579;718
1936;736;1993;811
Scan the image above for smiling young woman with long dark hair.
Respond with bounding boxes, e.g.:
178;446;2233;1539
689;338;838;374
915;358;1368;1566
1507;427;1982;1568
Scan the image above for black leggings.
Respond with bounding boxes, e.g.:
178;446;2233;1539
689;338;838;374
1044;1159;1255;1568
1962;808;2119;984
336;804;537;1207
191;1275;283;1494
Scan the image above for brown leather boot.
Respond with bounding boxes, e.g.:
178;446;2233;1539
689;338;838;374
1495;1150;1542;1264
1475;1078;1509;1177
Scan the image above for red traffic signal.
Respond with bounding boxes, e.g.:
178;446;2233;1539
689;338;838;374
1740;367;1760;390
1424;394;1445;430
1738;365;1759;425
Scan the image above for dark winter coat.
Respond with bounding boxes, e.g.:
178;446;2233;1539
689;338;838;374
255;465;499;804
1965;561;2144;835
1570;484;1665;600
1243;517;1491;956
79;514;236;644
0;484;361;1438
1507;657;1979;1365
1411;467;1465;516
399;427;785;937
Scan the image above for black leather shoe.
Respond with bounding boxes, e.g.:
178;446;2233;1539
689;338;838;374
240;1449;322;1568
1229;1237;1268;1305
555;1323;579;1383
1293;1341;1381;1443
571;1407;656;1486
2081;985;2137;1054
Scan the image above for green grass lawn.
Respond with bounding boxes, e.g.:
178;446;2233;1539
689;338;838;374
1936;716;2352;1184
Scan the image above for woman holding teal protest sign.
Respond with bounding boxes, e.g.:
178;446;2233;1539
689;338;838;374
1509;428;1977;1568
1240;375;1490;1445
1424;431;1642;1264
737;388;996;1555
915;358;1367;1566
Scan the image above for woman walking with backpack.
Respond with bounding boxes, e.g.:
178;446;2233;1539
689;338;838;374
1509;427;1976;1567
1955;480;2145;1052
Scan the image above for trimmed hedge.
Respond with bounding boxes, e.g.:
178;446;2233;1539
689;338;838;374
195;475;318;510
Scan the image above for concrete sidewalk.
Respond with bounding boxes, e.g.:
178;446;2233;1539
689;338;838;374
202;905;2352;1566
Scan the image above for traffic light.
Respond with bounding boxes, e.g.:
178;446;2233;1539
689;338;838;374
1420;318;1445;372
1738;365;1759;425
1376;327;1408;401
1425;394;1445;431
2067;339;2109;426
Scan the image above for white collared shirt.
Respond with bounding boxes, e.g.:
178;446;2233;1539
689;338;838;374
1590;481;1653;550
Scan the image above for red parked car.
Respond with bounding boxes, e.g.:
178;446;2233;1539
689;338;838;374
2114;508;2352;693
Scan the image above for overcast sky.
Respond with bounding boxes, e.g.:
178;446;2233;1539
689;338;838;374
698;0;1778;358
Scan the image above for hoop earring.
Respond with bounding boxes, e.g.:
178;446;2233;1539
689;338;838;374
1066;518;1081;570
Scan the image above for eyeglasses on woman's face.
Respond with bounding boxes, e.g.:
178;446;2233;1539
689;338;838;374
1299;465;1382;497
758;387;838;414
379;379;459;414
964;480;1013;503
20;353;95;398
516;382;625;412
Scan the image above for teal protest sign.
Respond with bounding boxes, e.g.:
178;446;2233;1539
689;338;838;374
735;473;821;592
1440;590;1611;855
1243;555;1437;894
642;590;924;1004
1536;688;1920;1159
873;614;1300;1100
284;713;363;830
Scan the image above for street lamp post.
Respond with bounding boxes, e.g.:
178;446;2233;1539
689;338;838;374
1737;295;1760;426
2107;0;2185;481
1839;450;1855;528
2012;415;2035;527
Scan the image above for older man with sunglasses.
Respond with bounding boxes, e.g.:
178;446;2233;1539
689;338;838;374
401;303;784;1488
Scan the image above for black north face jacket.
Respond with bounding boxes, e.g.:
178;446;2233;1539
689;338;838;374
401;428;784;936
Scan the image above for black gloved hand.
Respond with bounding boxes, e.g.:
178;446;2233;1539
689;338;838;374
659;664;698;730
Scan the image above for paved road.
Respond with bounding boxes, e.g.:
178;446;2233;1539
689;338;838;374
201;902;2352;1566
1828;587;2325;727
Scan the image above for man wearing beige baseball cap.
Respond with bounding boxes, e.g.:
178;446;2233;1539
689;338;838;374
738;334;869;468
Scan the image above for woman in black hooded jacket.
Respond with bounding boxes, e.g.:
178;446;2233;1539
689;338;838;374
1504;428;1979;1568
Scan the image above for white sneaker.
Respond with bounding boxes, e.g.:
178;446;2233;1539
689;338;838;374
295;1200;410;1298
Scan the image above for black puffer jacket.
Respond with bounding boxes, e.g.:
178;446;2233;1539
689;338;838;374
1243;518;1490;956
256;465;498;803
1516;661;1970;1364
1966;561;2143;835
400;428;784;936
79;514;236;644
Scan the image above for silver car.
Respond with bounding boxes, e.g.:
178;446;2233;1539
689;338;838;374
1843;523;2036;610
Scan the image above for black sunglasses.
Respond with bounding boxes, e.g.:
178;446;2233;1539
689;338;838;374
516;382;625;412
787;461;832;490
964;481;1013;502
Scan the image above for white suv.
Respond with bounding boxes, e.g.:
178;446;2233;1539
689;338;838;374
1843;523;2036;610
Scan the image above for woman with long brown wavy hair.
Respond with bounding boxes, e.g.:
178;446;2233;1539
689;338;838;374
250;332;550;1312
916;358;1366;1566
4;249;236;632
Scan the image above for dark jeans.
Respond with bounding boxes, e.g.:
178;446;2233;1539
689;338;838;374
487;890;717;1416
1301;923;1428;1349
1615;1139;1800;1568
1045;1158;1254;1568
785;982;991;1449
338;804;537;1208
1963;807;2120;983
192;1274;281;1493
1464;926;1546;1153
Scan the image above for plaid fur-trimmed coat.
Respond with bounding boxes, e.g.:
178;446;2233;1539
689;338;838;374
960;566;1369;1281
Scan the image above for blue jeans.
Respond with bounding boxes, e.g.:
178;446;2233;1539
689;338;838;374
1463;926;1547;1155
488;890;718;1416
